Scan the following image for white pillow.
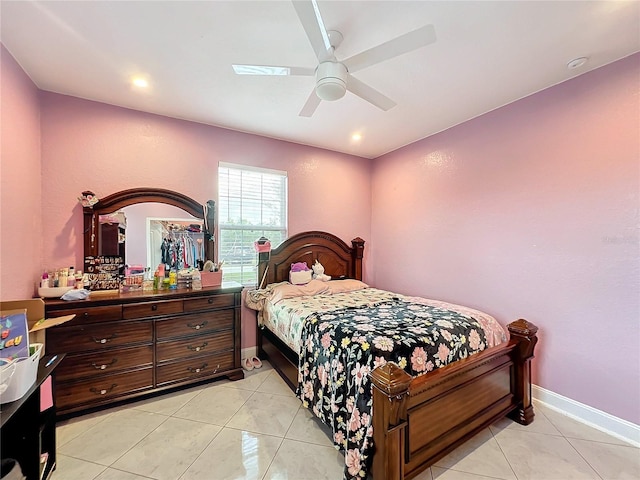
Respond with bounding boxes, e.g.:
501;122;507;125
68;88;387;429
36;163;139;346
290;270;313;285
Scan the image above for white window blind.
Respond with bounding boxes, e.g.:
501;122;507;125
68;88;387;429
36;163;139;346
218;162;287;286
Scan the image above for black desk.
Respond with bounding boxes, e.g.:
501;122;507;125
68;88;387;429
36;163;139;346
1;354;64;480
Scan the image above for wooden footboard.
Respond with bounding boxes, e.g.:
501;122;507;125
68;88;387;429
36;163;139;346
370;319;538;480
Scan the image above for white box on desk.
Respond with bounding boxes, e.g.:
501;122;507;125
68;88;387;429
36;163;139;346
0;343;43;403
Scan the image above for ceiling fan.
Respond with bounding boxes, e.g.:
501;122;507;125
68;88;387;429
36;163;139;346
232;0;437;117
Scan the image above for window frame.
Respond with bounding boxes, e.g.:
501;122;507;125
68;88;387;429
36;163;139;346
217;162;288;286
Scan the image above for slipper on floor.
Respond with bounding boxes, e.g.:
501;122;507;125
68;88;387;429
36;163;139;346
242;357;254;371
250;356;263;369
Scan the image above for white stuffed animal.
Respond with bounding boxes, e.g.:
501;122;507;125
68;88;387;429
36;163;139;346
312;260;331;282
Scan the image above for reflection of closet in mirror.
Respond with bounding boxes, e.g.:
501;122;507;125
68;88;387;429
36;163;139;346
147;218;204;271
98;212;126;257
122;203;200;269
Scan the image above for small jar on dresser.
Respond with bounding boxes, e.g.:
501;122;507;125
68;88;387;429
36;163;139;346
43;282;244;417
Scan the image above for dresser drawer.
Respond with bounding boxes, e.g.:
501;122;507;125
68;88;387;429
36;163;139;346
48;305;122;325
46;321;152;354
123;299;183;319
156;351;234;385
156;310;234;340
156;330;234;363
56;345;153;382
56;368;153;409
184;293;235;312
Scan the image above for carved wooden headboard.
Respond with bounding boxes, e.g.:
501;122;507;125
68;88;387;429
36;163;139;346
257;231;365;286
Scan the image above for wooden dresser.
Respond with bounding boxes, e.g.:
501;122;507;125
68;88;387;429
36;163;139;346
43;283;243;416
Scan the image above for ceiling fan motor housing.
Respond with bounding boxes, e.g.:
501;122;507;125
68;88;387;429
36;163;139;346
315;62;347;101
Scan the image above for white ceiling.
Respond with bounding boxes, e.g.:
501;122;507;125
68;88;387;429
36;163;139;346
2;1;638;159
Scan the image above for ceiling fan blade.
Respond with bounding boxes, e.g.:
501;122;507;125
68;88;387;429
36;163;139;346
346;75;396;111
299;89;321;117
232;64;315;76
292;0;332;61
343;25;436;73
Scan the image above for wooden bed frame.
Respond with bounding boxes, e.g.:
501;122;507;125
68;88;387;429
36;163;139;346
256;231;538;480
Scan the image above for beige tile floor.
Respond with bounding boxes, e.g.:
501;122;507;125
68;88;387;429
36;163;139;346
53;361;639;480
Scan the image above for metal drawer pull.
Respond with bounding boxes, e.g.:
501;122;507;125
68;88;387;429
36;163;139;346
92;333;118;344
151;304;158;311
90;383;117;395
187;363;208;374
208;298;214;304
187;342;208;352
92;358;118;370
187;320;208;330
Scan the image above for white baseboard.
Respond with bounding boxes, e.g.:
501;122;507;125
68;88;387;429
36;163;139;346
241;346;257;359
532;384;640;447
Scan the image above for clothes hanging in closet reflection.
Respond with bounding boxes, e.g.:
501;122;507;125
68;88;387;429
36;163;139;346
160;232;203;270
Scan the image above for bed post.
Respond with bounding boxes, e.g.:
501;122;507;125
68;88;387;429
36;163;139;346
507;319;539;425
351;237;365;280
370;362;412;480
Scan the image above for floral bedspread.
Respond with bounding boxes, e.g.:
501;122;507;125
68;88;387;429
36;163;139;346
264;288;398;352
296;298;491;480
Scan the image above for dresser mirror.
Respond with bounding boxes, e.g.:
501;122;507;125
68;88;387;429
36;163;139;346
84;188;215;269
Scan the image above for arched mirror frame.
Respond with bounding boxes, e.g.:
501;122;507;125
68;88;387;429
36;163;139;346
83;187;215;263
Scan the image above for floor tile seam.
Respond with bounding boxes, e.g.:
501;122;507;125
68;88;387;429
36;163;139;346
495;424;568;438
169;412;228;428
55;452;109;475
279;403;302;440
222;424;288;440
106;413;174;470
220;390;262;428
440;465;515;480
128;395;202;416
488;426;521;480
172;424;227;480
256;388;298;398
277;405;345;461
283;434;335;448
259;435;287;480
54;451;112;470
58;411;116;444
563;437;605;480
99;465;158;479
562;434;640;449
429;465;518;480
170;384;254;426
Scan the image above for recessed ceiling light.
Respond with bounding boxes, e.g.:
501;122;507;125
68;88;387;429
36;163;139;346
567;57;588;69
132;77;149;88
351;133;362;142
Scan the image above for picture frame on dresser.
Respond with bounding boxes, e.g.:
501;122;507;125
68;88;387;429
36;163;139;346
44;188;244;417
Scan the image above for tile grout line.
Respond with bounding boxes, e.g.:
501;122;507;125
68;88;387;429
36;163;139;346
52;453;108;480
488;425;522;480
173;419;226;480
106;411;174;473
563;437;605;480
172;379;259;479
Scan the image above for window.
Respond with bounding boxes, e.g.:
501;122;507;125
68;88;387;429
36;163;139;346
218;162;287;286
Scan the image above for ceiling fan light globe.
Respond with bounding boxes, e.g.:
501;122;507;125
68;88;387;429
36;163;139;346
315;61;348;101
316;78;346;101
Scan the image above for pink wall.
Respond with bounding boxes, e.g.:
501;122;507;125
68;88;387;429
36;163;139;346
0;45;42;300
38;92;371;350
371;54;640;424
